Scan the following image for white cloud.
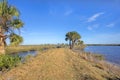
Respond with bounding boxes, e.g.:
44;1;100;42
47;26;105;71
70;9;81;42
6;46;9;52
87;24;99;30
106;23;115;28
87;12;104;22
64;10;73;16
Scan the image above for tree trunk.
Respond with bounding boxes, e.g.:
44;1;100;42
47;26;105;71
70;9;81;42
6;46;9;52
71;41;74;49
0;27;5;54
0;47;5;54
0;37;5;54
69;41;72;49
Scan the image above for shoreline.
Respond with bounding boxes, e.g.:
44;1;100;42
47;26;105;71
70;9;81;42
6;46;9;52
73;49;120;72
86;44;120;46
1;48;120;80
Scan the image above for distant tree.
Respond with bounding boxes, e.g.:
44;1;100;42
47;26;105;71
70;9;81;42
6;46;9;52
75;39;86;50
65;31;81;49
77;39;84;45
0;0;24;54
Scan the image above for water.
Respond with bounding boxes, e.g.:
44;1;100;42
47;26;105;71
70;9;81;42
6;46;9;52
85;46;120;65
11;50;37;62
18;50;37;58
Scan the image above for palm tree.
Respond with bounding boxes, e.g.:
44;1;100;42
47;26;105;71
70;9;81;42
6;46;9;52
0;0;24;54
77;39;84;45
65;31;81;49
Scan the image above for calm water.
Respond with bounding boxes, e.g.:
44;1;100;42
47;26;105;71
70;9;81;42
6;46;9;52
11;50;37;62
18;50;37;58
85;46;120;65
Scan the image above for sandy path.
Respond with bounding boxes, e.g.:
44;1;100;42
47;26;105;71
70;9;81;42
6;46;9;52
1;48;74;80
1;48;119;80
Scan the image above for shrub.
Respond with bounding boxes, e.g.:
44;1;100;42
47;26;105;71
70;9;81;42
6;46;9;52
0;54;21;71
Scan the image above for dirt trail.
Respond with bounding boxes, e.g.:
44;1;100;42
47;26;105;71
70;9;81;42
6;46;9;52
1;48;120;80
1;48;74;80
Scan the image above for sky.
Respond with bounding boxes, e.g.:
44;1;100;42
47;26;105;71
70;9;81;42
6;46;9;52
8;0;120;44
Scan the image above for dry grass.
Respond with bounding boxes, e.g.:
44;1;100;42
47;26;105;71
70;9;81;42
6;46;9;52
66;49;120;80
5;45;56;54
0;48;120;80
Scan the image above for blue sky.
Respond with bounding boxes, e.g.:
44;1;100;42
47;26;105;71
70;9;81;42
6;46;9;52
8;0;120;44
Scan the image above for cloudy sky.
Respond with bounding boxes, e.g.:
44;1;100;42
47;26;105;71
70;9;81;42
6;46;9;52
8;0;120;44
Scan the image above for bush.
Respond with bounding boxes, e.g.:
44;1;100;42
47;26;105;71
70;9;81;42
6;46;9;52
0;54;21;71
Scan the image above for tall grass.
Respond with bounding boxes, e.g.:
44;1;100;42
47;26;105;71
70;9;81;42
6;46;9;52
73;49;120;78
5;44;56;54
0;48;120;80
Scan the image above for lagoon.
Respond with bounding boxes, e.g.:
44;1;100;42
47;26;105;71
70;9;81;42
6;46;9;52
85;46;120;65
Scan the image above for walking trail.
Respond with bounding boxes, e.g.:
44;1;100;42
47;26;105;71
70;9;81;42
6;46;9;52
1;48;119;80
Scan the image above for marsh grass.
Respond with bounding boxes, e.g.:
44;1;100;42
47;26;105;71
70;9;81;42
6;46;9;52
68;49;120;80
73;50;120;78
5;45;56;54
0;48;120;80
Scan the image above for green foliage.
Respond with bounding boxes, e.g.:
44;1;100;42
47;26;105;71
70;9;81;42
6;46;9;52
74;39;86;50
0;0;24;48
77;40;84;45
65;31;81;49
0;54;21;71
65;31;81;42
10;33;23;46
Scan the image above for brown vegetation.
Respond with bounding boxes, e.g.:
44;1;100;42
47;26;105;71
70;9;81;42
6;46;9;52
5;45;56;54
0;48;120;80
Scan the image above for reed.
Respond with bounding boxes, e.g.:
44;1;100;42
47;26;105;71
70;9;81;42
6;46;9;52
5;44;56;54
1;48;120;80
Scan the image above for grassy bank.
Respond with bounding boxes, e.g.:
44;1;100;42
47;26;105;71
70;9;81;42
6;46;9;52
5;45;56;54
0;48;120;80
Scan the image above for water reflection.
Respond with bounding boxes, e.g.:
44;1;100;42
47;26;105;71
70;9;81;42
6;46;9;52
11;50;37;63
